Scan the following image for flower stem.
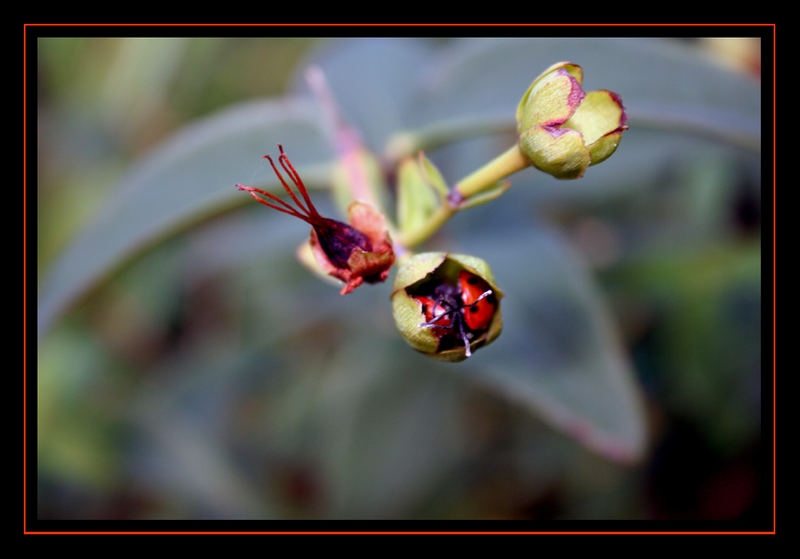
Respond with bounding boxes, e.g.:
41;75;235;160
454;144;529;199
398;144;530;248
398;201;456;248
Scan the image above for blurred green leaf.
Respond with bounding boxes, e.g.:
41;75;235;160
408;38;759;146
303;335;472;517
605;241;761;454
291;38;436;149
37;40;762;511
40;38;761;337
127;342;283;518
387;38;760;207
38;328;121;489
38;98;331;336
456;227;648;463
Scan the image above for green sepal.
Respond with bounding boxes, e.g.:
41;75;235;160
459;180;511;210
391;251;448;293
390;288;441;356
516;61;584;133
519;125;591;180
396;154;441;238
563;90;626;147
417;151;449;198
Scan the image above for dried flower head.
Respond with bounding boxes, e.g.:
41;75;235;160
237;145;395;295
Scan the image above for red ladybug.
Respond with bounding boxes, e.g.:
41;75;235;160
414;270;497;357
458;270;497;331
414;295;454;330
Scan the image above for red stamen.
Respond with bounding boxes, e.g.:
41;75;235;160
262;154;313;218
236;184;310;221
236;184;307;216
277;144;321;219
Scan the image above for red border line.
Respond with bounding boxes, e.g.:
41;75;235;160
772;24;777;535
21;531;779;535
23;22;776;27
23;23;28;534
25;23;776;536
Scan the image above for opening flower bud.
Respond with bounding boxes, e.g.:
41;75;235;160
516;62;628;179
236;145;395;295
391;253;503;362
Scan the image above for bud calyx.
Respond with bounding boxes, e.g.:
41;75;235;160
516;62;628;179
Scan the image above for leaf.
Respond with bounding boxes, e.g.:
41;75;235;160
401;38;761;204
307;335;473;517
411;38;759;141
290;38;436;149
295;38;759;214
454;226;648;463
128;341;282;518
37;97;331;336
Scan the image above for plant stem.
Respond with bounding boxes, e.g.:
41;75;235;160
398;144;531;248
398;200;456;248
454;144;529;199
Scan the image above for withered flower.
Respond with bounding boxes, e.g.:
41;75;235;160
237;145;395;295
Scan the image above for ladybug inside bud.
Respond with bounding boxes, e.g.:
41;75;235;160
413;270;497;358
236;145;395;295
392;253;503;362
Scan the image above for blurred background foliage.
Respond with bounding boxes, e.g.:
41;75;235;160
36;36;764;522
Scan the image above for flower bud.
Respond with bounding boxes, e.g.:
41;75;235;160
237;145;395;295
391;252;503;362
516;62;628;179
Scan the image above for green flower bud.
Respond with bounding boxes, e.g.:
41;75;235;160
516;61;628;179
391;252;503;362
